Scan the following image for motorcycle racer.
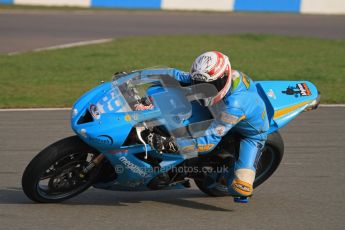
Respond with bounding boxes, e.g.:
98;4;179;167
143;51;269;199
22;49;320;204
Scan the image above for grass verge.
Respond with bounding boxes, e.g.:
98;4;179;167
0;34;344;108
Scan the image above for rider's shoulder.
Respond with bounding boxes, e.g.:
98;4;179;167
222;99;246;118
231;69;242;78
223;92;244;110
230;70;244;93
230;70;253;93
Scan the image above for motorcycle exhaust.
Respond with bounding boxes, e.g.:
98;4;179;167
304;91;321;112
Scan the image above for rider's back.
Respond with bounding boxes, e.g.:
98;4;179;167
224;70;269;141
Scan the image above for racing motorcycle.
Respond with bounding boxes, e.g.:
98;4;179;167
22;68;320;203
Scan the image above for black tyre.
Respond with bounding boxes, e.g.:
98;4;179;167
194;132;284;196
22;136;101;203
253;131;284;188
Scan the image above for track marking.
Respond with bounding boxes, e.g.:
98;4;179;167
7;38;113;56
319;104;345;107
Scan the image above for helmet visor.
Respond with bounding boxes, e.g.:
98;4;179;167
192;74;229;92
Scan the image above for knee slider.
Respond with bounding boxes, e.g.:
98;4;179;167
231;169;255;196
231;178;253;197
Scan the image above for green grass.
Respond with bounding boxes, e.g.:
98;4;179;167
0;34;344;108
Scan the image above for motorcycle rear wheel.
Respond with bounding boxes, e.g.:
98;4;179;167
194;131;284;197
22;136;101;203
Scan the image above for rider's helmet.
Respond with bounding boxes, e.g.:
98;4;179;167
190;51;232;106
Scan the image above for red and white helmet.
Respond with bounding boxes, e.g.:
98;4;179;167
190;51;232;105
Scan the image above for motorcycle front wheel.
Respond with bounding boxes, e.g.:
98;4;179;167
22;136;102;203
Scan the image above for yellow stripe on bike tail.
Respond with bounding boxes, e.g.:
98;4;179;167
273;101;311;119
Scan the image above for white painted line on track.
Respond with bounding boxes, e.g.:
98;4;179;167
319;104;345;107
0;104;344;111
7;38;113;56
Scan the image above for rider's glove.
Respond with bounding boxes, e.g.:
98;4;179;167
145;132;178;153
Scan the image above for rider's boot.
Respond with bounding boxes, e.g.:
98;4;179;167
213;175;252;203
228;178;253;203
227;169;255;203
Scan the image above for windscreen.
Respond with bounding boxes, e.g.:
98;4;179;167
100;68;227;158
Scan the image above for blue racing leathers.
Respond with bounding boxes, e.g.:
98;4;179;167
171;69;269;197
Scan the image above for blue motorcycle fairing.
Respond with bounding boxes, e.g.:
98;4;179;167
95;148;185;191
70;68;320;191
256;80;319;133
71;69;198;191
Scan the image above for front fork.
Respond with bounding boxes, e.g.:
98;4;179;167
80;154;105;178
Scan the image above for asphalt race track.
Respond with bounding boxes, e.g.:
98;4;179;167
0;107;344;230
0;10;345;53
1;8;345;230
